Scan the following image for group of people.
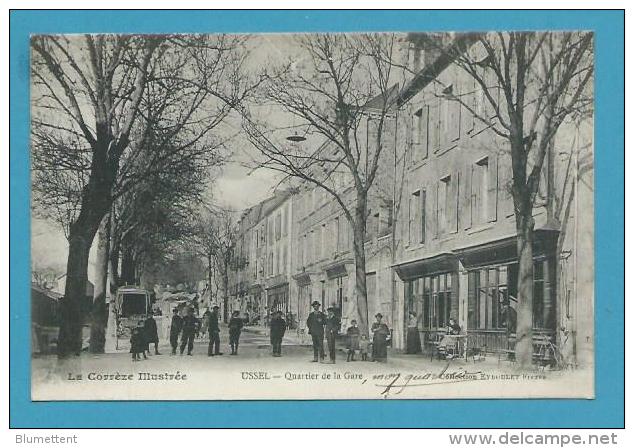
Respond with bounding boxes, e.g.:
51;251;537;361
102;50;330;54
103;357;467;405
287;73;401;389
168;305;233;356
131;301;394;363
306;301;391;364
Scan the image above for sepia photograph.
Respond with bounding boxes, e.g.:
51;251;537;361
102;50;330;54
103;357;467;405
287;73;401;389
29;30;595;401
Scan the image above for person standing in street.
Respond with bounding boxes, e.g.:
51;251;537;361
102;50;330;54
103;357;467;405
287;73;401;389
228;310;244;355
207;305;223;356
371;313;390;362
346;319;361;362
405;311;422;354
324;307;341;364
269;310;286;357
144;313;161;356
169;307;183;355
180;307;197;356
306;301;326;362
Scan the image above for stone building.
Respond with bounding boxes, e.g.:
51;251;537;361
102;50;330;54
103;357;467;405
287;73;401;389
389;33;594;368
229;190;294;324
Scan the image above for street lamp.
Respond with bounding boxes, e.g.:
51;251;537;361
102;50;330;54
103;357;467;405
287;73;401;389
286;132;306;142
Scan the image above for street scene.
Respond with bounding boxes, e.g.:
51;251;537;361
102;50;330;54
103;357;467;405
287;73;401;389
30;31;595;400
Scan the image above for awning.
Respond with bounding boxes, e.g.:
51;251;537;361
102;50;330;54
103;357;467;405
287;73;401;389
322;257;354;280
392;252;458;281
292;271;314;286
453;229;559;269
266;274;289;290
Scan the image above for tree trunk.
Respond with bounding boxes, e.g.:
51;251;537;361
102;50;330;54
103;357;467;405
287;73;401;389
515;213;535;368
352;196;370;337
120;244;136;285
207;254;213;295
89;213;111;353
57;225;97;358
109;240;120;296
222;271;229;323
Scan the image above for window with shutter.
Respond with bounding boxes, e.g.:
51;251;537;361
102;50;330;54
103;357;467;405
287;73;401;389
429;96;440;152
461;163;472;230
451;172;459;232
487;154;498;222
472;157;489;225
499;151;514;217
439;175;451;235
451;91;461;142
420;189;427;244
410;190;420;246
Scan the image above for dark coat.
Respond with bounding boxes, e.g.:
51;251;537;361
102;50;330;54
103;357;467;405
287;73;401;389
130;329;145;354
270;317;286;340
228;317;243;335
346;326;361;350
208;311;220;332
170;315;183;337
306;311;326;336
325;316;341;335
144;316;159;343
181;314;197;333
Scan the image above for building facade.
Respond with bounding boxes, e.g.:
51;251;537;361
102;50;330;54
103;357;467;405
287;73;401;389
229;191;294;325
390;34;594;368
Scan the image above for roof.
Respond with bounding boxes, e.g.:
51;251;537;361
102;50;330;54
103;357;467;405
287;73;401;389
238;189;293;231
362;83;401;111
398;32;481;106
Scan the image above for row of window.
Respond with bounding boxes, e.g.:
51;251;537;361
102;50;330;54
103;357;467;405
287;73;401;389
256;243;289;279
254;206;289;251
409;69;502;161
298;217;355;267
406;154;502;246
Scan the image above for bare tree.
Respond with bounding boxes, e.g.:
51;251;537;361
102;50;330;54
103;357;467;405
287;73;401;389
421;31;594;367
242;34;401;335
31;34;250;356
190;207;237;323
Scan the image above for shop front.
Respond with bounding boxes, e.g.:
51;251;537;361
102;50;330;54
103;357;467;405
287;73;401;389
396;230;559;355
323;259;354;331
455;230;558;353
396;253;460;349
266;277;290;321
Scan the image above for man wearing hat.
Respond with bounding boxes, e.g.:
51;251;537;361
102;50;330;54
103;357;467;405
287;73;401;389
306;301;326;362
269;310;286;357
324;307;341;363
207;305;223;356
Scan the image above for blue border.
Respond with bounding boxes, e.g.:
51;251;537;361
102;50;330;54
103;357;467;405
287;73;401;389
10;10;624;428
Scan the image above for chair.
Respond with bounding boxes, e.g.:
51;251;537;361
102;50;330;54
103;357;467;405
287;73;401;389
430;329;450;361
465;333;486;363
498;334;517;366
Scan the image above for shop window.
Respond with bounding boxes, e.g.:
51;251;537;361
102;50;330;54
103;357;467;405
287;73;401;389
406;272;453;330
336;276;345;312
468;260;554;332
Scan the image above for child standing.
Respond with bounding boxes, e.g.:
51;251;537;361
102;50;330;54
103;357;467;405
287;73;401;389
346;320;361;362
359;334;370;361
130;321;147;361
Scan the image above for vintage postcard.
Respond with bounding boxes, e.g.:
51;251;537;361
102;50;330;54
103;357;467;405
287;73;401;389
30;30;594;400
